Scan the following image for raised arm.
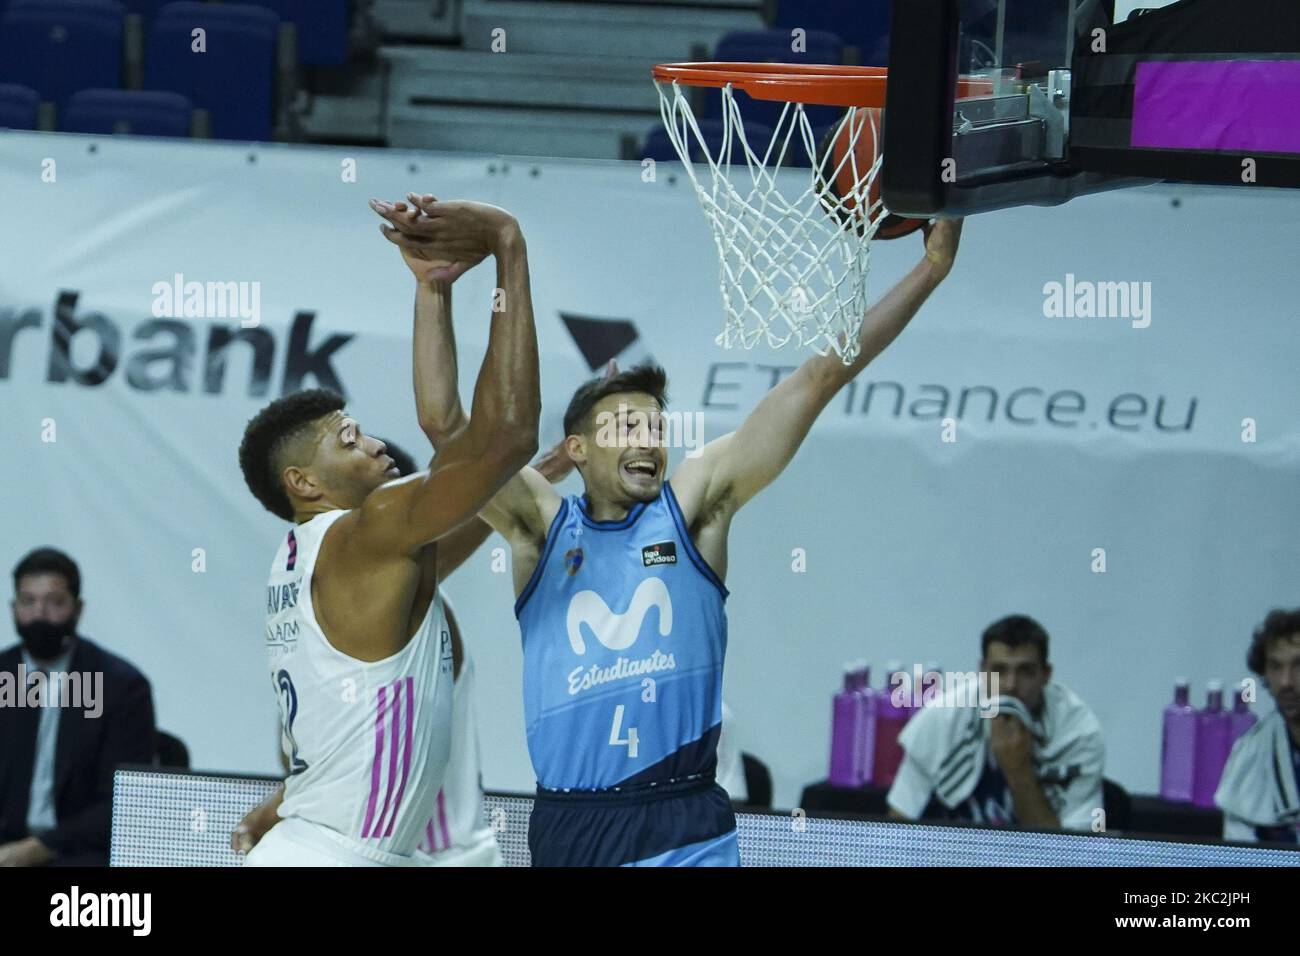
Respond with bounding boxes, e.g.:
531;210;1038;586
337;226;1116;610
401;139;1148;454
674;220;962;516
374;193;476;449
413;279;469;446
409;279;577;579
376;197;572;568
340;201;541;558
375;196;590;580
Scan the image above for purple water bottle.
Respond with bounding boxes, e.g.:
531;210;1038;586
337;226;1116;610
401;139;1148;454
873;661;911;787
857;662;879;785
1159;678;1197;802
1229;685;1257;747
829;664;867;787
1192;680;1232;808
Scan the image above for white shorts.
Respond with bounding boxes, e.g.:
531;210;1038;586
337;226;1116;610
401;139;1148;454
418;831;505;868
243;817;431;868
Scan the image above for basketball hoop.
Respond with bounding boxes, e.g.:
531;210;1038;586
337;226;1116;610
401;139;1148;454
653;63;967;364
652;63;894;364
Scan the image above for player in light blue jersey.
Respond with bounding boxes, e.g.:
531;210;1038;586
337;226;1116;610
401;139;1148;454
383;195;963;866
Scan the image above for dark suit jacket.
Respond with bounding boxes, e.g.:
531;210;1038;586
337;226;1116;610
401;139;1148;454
0;636;156;865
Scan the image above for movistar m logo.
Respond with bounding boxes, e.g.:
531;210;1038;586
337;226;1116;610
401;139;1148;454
566;578;672;655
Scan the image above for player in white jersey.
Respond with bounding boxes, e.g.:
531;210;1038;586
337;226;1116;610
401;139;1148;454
234;199;541;866
233;434;579;868
235;602;503;867
235;435;580;866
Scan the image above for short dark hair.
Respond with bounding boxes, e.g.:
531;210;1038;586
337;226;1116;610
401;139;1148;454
562;363;669;437
374;437;418;478
13;547;81;599
239;388;346;521
1247;608;1300;676
981;614;1049;665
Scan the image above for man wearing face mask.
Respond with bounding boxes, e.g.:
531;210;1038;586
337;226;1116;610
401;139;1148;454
0;548;156;866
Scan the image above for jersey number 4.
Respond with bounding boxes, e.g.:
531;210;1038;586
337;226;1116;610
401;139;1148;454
609;704;639;758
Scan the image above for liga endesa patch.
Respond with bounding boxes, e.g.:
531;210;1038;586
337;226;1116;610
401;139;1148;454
642;541;677;567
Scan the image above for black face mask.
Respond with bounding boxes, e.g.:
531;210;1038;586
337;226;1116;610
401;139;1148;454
15;619;74;662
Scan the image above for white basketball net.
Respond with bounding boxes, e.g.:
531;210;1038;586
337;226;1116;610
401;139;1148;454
655;79;885;365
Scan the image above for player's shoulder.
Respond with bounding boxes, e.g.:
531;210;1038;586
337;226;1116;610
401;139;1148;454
307;506;356;557
316;503;408;578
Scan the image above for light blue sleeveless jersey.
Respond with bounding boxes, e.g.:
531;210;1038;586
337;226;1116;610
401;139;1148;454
516;482;728;791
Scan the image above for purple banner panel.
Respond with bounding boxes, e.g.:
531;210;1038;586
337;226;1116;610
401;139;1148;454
1132;59;1300;155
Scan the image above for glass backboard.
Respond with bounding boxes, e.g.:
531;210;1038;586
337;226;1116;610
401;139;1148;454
881;0;1300;218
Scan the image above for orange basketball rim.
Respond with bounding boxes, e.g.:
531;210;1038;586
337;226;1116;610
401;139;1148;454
652;62;993;108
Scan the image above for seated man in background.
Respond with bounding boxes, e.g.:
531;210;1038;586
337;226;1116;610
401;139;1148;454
1217;608;1300;844
887;615;1105;831
0;548;156;866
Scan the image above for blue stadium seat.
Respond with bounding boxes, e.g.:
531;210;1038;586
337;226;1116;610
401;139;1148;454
145;2;278;141
243;0;349;67
12;0;175;22
707;29;847;136
771;0;892;67
0;82;41;129
714;28;844;67
61;88;193;136
0;0;125;107
122;0;172;18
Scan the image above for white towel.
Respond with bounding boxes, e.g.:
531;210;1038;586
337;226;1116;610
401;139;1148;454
1214;710;1300;828
897;676;1105;827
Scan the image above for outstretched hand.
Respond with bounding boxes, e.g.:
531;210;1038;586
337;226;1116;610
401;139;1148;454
920;217;963;280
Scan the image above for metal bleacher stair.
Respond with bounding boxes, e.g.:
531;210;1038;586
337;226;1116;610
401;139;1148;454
374;0;767;159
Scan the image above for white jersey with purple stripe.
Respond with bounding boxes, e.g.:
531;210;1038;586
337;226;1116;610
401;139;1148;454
264;510;454;858
417;651;501;863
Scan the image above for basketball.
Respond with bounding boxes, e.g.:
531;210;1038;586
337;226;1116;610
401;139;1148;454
816;108;928;241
